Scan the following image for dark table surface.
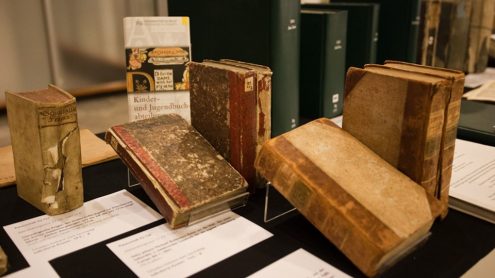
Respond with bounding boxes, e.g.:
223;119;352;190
1;150;495;278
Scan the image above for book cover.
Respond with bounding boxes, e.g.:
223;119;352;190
299;10;347;120
417;0;442;66
123;17;192;122
334;0;421;63
168;0;301;137
301;2;379;69
105;114;248;228
189;61;258;192
255;118;442;277
5;85;83;215
218;59;273;189
384;60;465;219
343;65;451;199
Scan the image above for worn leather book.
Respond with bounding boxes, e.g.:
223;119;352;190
417;0;442;66
255;118;443;277
384;60;465;219
5;85;83;215
466;0;495;73
105;114;248;228
343;65;451;199
189;60;258;192
219;59;272;188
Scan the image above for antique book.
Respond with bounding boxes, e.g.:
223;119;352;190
301;2;379;69
255;118;443;277
123;17;192;122
434;0;472;70
169;0;301;136
466;0;495;73
334;0;421;63
189;60;258;192
0;129;116;188
384;60;465;219
0;245;6;276
219;59;272;188
5;85;83;215
417;0;442;66
105;114;248;228
343;65;451;199
299;10;347;120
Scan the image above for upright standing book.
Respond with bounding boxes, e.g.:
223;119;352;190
334;0;421;63
6;85;83;215
343;65;451;199
299;9;347;120
105;114;248;228
384;60;465;218
466;0;495;73
255;118;443;277
301;2;379;69
168;0;301;137
189;60;258;192
417;0;442;66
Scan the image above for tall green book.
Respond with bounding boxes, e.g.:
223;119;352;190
334;0;421;63
168;0;300;137
299;10;347;120
302;3;379;70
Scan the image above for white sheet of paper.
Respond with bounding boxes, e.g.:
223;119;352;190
248;248;352;278
450;139;495;212
3;190;163;267
107;210;272;278
464;67;495;88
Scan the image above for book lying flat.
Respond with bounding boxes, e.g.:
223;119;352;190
105;114;248;228
255;118;443;277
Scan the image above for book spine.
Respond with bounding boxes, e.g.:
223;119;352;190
407;0;422;63
255;131;397;277
105;130;181;228
270;0;300;136
369;4;380;64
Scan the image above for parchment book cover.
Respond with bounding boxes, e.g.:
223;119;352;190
106;114;248;228
6;85;83;215
255;118;442;277
124;17;192;122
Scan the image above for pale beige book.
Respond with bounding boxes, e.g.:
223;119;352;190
255;118;443;277
0;129;118;188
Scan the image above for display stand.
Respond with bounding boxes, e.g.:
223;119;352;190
264;182;296;223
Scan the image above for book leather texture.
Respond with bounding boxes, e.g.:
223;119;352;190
384;60;465;219
6;85;83;215
189;61;258;192
105;114;247;228
255;118;442;277
343;65;451;200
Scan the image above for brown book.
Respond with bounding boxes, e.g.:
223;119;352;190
255;118;443;277
417;0;442;66
466;0;495;73
105;114;248;229
5;85;83;215
189;60;258;192
384;60;465;219
343;65;451;198
219;59;272;188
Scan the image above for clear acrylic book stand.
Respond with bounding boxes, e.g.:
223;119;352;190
126;170;249;227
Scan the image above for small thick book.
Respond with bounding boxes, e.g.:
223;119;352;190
383;60;465;219
343;65;451;200
105;114;248;228
6;85;83;215
299;9;347;120
189;60;258;192
255;118;443;277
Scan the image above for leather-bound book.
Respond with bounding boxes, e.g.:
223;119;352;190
343;65;451;199
255;118;443;277
219;59;273;188
105;114;248;228
6;85;83;215
384;60;465;219
189;60;257;192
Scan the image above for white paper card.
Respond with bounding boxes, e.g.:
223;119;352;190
248;248;352;278
107;211;272;278
450;139;495;212
3;190;163;266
